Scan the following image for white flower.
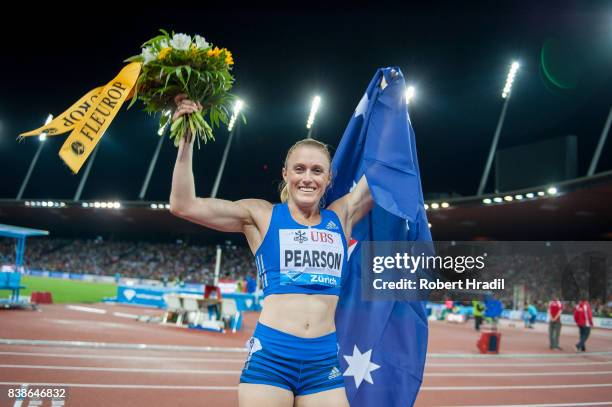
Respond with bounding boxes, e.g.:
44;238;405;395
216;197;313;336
194;35;209;50
141;47;156;65
170;33;191;51
159;39;169;49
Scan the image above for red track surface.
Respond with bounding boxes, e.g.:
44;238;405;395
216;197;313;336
1;304;611;406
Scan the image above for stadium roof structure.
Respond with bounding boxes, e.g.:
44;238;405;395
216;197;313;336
0;223;49;270
0;170;611;242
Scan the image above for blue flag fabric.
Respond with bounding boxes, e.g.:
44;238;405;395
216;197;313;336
327;67;431;406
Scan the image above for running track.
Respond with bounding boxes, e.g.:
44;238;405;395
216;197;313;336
1;304;611;406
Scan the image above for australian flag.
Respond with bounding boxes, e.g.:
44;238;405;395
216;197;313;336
326;67;431;406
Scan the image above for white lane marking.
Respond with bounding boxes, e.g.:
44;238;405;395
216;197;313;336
0;339;247;353
421;384;612;391
3;339;608;356
0;351;244;363
4;351;609;367
66;305;106;314
440;402;612;407
427;361;612;367
0;364;240;375
112;312;139;319
0;382;237;390
425;370;612;377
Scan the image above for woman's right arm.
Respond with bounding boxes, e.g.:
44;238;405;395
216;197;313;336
168;97;269;235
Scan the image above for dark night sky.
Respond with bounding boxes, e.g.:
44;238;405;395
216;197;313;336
1;2;611;203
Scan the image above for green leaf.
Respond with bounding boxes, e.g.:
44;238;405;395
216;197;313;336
175;67;187;90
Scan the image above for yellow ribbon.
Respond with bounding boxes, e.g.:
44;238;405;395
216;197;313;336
20;62;142;174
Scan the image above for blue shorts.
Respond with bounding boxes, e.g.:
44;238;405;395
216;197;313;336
240;322;345;396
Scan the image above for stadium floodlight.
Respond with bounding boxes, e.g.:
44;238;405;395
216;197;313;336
60;202;66;207
526;192;535;199
82;203;89;208
537;191;545;197
503;195;513;202
306;95;321;138
227;99;244;132
141;111;175;200
405;86;415;104
431;203;440;209
113;202;121;209
211;98;246;199
477;61;521;196
515;194;524;200
73;144;101;202
483;198;492;204
17;113;54;200
164;204;170;210
424;204;429;210
493;197;503;203
428;223;432;229
38;114;53;142
441;202;450;208
151;203;158;209
24;201;30;206
42;202;48;207
502;61;520;99
587;106;612;176
547;187;558;195
100;202;108;209
157;110;172;136
94;202;101;208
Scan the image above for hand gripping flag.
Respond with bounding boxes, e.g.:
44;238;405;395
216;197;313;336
327;67;431;406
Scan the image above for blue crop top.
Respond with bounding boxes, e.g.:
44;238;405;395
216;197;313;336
254;203;348;297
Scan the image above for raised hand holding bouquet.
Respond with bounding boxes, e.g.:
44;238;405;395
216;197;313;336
125;30;236;147
20;30;237;173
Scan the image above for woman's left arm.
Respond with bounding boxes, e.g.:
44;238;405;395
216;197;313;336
328;175;374;240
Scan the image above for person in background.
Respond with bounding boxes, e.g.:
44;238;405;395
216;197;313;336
236;278;245;293
548;296;563;350
524;303;537;329
246;273;257;294
574;298;593;352
472;300;485;331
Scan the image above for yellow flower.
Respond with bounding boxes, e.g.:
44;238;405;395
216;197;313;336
207;46;221;57
222;49;234;65
189;44;199;56
158;47;172;60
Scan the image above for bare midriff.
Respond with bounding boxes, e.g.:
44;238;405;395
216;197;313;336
258;293;338;338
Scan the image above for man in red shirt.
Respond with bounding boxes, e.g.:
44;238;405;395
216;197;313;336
574;299;594;352
548;297;563;350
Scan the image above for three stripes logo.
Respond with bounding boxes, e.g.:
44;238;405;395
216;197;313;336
328;366;342;380
325;220;338;230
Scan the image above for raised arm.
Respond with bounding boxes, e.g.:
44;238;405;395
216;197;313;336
168;97;271;247
327;175;373;240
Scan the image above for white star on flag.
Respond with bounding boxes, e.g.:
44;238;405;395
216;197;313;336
349;180;358;193
354;92;369;118
343;345;380;388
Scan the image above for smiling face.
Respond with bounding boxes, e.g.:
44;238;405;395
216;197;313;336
282;144;331;208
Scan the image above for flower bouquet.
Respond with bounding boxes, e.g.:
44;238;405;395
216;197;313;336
125;30;236;147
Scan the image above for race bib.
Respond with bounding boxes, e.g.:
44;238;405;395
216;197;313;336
279;228;344;287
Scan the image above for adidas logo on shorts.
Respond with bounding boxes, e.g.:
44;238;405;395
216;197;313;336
328;366;341;380
325;220;338;230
